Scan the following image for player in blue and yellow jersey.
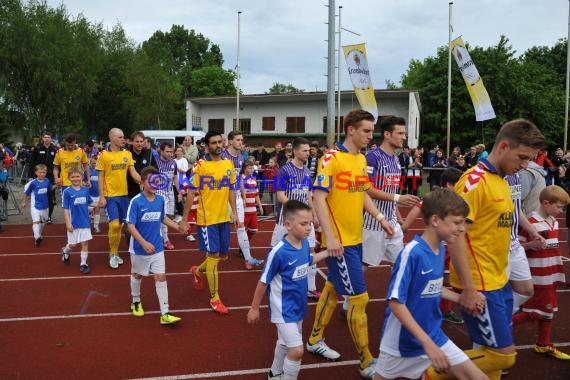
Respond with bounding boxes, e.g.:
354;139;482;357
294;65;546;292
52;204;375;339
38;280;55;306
444;119;545;380
96;128;141;269
53;133;90;189
306;109;394;379
181;130;239;315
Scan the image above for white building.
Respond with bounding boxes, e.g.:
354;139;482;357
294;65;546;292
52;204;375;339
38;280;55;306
186;89;421;148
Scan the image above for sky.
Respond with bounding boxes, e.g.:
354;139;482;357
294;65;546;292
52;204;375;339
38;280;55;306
45;0;568;95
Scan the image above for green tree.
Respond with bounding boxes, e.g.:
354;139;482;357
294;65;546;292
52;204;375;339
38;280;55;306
189;66;236;97
267;82;305;94
0;0;104;138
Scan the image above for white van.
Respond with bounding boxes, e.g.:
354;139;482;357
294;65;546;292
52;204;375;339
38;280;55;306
139;130;206;148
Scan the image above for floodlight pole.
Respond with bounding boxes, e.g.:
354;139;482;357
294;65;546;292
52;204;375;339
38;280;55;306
446;2;453;157
236;11;241;131
326;0;336;148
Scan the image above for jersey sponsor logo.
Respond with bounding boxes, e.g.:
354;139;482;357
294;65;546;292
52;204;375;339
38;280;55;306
497;212;513;228
510;183;521;200
141;211;161;221
292;262;310;280
90;175;98;182
73;197;87;205
37;188;48;194
420;278;443;297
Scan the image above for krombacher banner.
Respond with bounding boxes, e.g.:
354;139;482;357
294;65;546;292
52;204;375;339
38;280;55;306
343;43;378;121
451;36;496;121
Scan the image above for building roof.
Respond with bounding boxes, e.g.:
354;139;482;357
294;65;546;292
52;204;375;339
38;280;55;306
187;89;421;112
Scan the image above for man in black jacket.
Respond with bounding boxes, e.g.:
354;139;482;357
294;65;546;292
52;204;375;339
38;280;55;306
28;132;57;222
127;131;157;200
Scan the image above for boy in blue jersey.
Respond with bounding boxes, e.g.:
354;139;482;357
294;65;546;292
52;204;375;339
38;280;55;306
22;164;52;246
247;200;330;380
86;157;102;233
374;188;487;380
126;166;183;325
61;168;96;274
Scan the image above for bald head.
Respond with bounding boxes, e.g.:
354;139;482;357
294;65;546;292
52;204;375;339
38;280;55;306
108;128;125;151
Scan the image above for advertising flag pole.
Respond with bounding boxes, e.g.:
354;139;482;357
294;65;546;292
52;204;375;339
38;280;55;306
447;2;453;157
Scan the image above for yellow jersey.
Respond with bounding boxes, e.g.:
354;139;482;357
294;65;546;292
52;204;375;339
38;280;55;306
53;148;88;187
450;159;513;291
314;143;370;247
191;158;236;226
95;150;134;197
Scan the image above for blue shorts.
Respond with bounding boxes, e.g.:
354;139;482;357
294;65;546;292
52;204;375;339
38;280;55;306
326;244;366;296
462;283;514;349
198;222;230;255
106;196;129;223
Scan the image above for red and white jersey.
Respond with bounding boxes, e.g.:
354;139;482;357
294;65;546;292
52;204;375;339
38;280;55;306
243;175;258;214
520;211;566;288
182;183;199;211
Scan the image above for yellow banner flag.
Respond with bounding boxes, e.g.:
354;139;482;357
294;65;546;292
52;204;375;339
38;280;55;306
343;43;378;121
451;36;496;121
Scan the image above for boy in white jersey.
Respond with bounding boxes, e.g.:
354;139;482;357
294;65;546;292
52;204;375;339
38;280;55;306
374;188;486;380
126;166;183;325
60;168;97;274
248;200;330;380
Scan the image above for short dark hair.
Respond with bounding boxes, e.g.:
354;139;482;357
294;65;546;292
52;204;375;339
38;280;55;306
421;188;469;223
131;131;145;141
343;109;375;135
141;166;159;182
63;133;77;143
293;137;310;149
205;130;223;145
282;199;311;221
227;130;243;140
378;116;406;139
440;167;463;187
159;142;173;151
495;119;545;149
144;137;154;144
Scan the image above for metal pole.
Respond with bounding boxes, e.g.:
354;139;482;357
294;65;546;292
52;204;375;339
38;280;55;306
336;6;342;143
236;11;241;131
564;1;570;154
446;2;453;157
326;0;336;148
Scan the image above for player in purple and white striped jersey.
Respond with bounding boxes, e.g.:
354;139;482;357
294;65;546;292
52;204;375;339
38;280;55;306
363;116;420;266
222;130;262;268
270;137;321;299
154;142;179;250
505;173;544;314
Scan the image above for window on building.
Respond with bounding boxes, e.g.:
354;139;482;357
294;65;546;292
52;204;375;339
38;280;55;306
233;118;251;135
262;117;275;131
191;115;202;131
322;116;344;134
208;119;224;132
286;117;305;133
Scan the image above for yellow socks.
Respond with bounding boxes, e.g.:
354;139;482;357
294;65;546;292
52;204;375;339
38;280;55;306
347;292;373;368
308;281;338;345
108;220;121;255
205;256;221;301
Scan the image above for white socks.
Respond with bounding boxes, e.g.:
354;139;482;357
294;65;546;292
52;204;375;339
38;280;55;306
93;213;100;228
32;223;42;239
80;251;88;266
270;343;288;376
161;223;169;244
237;227;253;261
155;280;169;315
283;358;301;380
131;276;142;303
308;264;317;292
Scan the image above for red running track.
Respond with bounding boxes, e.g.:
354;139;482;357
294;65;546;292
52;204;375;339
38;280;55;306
1;218;569;379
